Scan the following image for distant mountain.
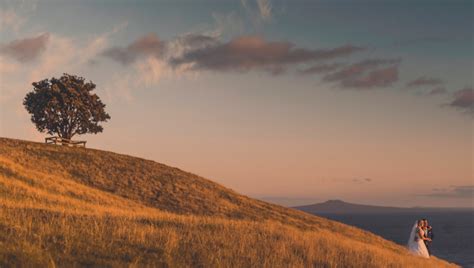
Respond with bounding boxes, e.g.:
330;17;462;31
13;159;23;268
294;199;472;214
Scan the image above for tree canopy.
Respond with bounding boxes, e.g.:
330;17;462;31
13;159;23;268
23;73;110;140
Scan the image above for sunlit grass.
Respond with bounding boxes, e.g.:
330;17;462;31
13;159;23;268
0;138;457;267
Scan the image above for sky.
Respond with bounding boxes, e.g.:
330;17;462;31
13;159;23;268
0;0;472;207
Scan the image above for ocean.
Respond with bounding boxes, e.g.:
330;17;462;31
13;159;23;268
316;211;474;267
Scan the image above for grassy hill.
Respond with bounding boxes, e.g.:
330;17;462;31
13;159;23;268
0;137;456;267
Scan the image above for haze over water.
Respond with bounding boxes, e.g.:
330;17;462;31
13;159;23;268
320;212;474;267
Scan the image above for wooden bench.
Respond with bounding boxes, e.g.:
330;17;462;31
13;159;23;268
45;136;86;148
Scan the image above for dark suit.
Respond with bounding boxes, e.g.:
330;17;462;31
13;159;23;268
424;227;434;255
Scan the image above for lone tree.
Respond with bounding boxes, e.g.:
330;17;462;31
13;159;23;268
23;73;110;140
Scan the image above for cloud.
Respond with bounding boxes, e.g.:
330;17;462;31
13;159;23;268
92;31;210;96
241;0;273;23
178;33;220;49
101;33;164;65
135;57;169;87
352;178;373;184
101;56;187;102
425;185;474;199
322;58;401;89
28;34;75;82
256;0;272;21
448;87;473;113
427;86;447;95
212;12;245;37
298;63;342;75
82;21;128;66
0;23;129;104
0;0;38;33
0;33;71;105
0;9;25;32
29;26;120;77
0;33;50;62
323;59;400;81
170;35;364;73
27;29;123;82
406;76;443;87
166;33;220;60
141;32;222;82
342;66;399;89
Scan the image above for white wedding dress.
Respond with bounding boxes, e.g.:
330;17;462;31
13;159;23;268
407;222;430;258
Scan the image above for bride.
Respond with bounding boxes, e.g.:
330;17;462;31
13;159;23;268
407;219;431;258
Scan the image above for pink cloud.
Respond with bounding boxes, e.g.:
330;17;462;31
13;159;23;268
322;58;401;89
0;33;50;62
298;63;342;75
450;87;473;111
170;35;364;73
428;87;447;95
406;76;443;87
341;66;399;89
102;33;164;65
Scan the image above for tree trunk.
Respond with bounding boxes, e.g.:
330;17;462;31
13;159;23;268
61;133;73;146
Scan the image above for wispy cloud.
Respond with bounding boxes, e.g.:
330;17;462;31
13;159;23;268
345;66;399;89
352;178;373;184
406;76;443;87
425;185;474;199
322;58;401;89
0;23;129;104
298;63;342;75
102;33;164;65
28;22;128;82
0;0;38;33
427;86;447;95
240;0;274;30
0;33;50;62
320;177;375;185
448;87;473;114
256;0;272;21
0;9;25;32
166;33;220;60
211;12;245;37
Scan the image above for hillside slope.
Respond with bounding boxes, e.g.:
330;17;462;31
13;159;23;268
0;138;456;267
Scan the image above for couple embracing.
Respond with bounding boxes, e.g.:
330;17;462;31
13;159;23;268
407;218;434;258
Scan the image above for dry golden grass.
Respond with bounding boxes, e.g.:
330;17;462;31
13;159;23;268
0;137;457;267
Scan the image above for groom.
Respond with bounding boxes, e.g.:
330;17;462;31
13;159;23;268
422;219;434;256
